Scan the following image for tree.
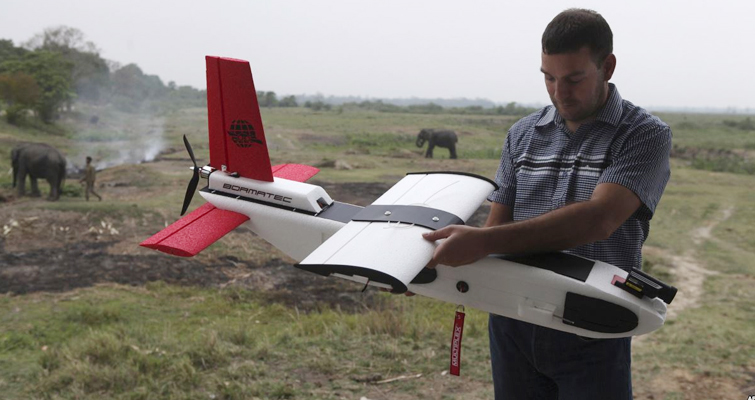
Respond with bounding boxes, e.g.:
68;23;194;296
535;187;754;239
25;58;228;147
0;39;28;64
23;26;99;54
23;26;110;104
0;51;74;123
110;63;168;111
256;91;278;107
0;72;41;124
279;95;298;107
304;100;331;111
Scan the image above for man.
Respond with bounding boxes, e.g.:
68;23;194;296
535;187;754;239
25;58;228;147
423;9;671;399
80;156;102;201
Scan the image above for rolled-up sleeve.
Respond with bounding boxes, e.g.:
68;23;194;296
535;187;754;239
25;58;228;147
487;132;518;207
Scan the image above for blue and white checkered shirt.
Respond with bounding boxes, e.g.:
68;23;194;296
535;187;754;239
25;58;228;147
488;84;671;271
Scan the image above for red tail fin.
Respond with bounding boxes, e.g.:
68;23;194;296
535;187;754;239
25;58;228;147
206;56;273;181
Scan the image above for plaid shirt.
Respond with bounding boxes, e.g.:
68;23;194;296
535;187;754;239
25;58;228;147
488;84;671;270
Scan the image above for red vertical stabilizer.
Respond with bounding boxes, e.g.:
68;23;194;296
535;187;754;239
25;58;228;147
206;56;273;181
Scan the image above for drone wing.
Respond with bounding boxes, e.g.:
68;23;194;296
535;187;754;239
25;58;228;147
296;172;497;293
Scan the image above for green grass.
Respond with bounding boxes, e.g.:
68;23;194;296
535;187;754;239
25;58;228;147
0;285;492;399
631;157;755;395
658;112;755;150
2;106;755;398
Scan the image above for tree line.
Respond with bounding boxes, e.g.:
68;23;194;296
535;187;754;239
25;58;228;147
0;26;205;125
257;96;536;116
338;100;536;116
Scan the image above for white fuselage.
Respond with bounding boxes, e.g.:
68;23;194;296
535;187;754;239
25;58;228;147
199;172;667;339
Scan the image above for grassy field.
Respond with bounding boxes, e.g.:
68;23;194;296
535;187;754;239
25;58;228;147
1;105;754;399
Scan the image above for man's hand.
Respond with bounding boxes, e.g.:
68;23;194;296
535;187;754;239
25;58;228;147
423;225;490;269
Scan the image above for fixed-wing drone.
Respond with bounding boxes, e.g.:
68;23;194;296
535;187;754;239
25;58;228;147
141;56;676;339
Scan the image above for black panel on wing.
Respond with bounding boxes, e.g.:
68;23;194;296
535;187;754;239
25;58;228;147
316;202;363;223
295;263;409;294
352;204;464;230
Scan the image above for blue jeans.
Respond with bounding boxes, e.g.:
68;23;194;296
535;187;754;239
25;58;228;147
489;314;632;400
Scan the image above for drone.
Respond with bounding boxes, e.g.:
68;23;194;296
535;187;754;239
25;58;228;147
141;56;676;339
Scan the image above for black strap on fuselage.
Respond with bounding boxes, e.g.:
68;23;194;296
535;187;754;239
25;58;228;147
351;204;464;230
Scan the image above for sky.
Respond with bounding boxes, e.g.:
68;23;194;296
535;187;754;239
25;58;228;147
2;0;755;111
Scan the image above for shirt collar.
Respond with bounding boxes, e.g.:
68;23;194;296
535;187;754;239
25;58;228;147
535;83;622;128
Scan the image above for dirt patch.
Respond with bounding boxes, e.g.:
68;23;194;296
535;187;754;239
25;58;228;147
0;239;228;293
642;206;733;321
0;231;383;313
314;181;391;206
634;368;747;400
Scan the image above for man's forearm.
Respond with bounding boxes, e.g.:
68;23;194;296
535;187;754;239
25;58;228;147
424;183;641;268
482;200;610;255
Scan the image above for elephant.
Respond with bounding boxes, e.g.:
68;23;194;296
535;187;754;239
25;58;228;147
11;143;67;201
416;129;458;159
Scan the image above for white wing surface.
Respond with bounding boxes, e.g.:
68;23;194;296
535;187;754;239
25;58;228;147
296;172;497;293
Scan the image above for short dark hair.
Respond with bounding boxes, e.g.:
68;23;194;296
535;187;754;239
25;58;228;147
542;9;613;66
86;156;92;162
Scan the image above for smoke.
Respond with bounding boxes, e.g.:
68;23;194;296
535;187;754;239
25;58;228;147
70;108;169;172
95;126;166;170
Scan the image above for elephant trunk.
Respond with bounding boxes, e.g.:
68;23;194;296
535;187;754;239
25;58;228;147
416;137;426;148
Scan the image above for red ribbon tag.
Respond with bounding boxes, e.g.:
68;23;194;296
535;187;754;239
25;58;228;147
449;306;465;376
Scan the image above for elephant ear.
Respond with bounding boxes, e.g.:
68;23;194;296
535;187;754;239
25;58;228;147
416;131;427;147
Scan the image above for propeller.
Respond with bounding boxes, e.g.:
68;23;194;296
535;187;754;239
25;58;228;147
181;134;200;216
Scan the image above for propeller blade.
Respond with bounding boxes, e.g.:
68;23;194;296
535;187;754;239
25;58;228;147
183;135;197;170
181;171;199;216
180;135;200;216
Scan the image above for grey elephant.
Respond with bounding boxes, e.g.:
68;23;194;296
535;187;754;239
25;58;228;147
11;143;67;201
416;129;458;159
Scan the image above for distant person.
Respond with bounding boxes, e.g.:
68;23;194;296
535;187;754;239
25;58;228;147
422;9;671;399
80;156;102;201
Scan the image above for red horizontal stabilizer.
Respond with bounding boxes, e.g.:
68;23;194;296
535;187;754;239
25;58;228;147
272;164;320;182
140;203;249;257
206;56;273;182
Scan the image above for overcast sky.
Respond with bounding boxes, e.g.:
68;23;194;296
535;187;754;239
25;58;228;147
2;0;754;110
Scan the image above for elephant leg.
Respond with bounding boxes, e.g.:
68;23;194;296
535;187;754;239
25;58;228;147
55;182;63;201
15;170;26;196
30;178;41;197
426;143;435;158
449;144;458;159
48;178;58;201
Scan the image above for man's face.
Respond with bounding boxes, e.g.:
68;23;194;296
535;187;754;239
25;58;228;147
541;46;613;127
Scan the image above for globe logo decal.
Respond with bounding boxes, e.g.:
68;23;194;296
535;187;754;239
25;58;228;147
227;119;263;148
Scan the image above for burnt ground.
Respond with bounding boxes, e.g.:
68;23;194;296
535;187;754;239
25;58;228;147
0;176;490;313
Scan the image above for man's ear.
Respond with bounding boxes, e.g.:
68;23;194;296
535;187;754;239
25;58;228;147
602;54;616;81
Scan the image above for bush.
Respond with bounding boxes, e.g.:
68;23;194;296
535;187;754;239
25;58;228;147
61;182;83;198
